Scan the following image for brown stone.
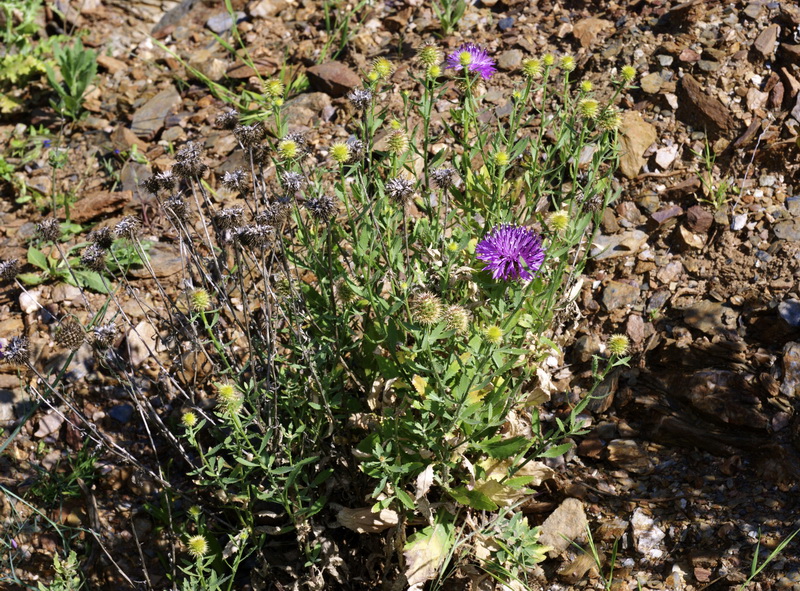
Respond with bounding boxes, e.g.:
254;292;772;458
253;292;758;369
650;205;684;227
306;61;361;97
779;43;800;66
677;74;736;137
754;24;780;57
618;110;657;178
71;190;131;223
686;205;714;233
111;125;148;153
572;17;613;48
226;57;278;79
96;54;127;74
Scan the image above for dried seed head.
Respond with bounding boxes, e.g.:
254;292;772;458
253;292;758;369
88;226;114;249
213;206;244;230
221;169;248;192
410;292;443;326
233;123;265;148
430;167;457;190
347;88;373;111
91;323;118;349
141;170;175;195
3;335;29;365
281;171;304;193
385;177;414;206
215;108;239;130
80;243;107;271
346;137;364;160
445;305;472;335
114;216;140;238
304;195;336;222
582;191;603;213
37;218;60;242
163;194;189;224
55;316;85;350
236;224;274;249
257;202;290;226
0;259;20;282
173;142;208;179
335;277;358;305
386;130;409;155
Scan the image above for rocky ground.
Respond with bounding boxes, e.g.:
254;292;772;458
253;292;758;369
2;0;800;589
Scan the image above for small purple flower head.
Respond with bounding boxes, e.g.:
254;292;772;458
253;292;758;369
446;44;496;80
476;224;545;281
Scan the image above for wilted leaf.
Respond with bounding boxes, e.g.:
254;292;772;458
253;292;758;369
404;520;454;590
474;458;555;506
415;464;435;500
411;374;428;397
337;506;399;534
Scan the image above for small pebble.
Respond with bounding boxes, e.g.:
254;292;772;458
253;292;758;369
778;299;800;327
109;404;134;423
731;213;747;231
498;17;514;31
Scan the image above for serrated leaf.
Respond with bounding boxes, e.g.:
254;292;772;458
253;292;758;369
539;442;574;458
16;272;44;285
448;486;498;511
27;246;48;271
479;435;531;459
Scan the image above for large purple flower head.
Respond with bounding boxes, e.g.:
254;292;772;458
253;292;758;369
446;43;497;80
476;225;545;281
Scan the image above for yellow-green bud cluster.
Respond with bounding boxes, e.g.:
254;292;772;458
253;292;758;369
548;210;570;233
580;80;593;93
190;288;211;312
521;58;542;78
418;44;442;67
493;150;510;167
278;138;299;159
216;382;243;414
263;78;284;99
559;55;575;72
371;57;394;80
181;411;198;428
484;324;503;345
621;65;636;83
387;130;409;155
186;535;209;559
598;106;622;131
578;98;600;119
330;142;351;164
607;334;630;356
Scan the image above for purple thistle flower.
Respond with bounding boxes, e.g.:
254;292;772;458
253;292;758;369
446;44;497;80
476;225;545;281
